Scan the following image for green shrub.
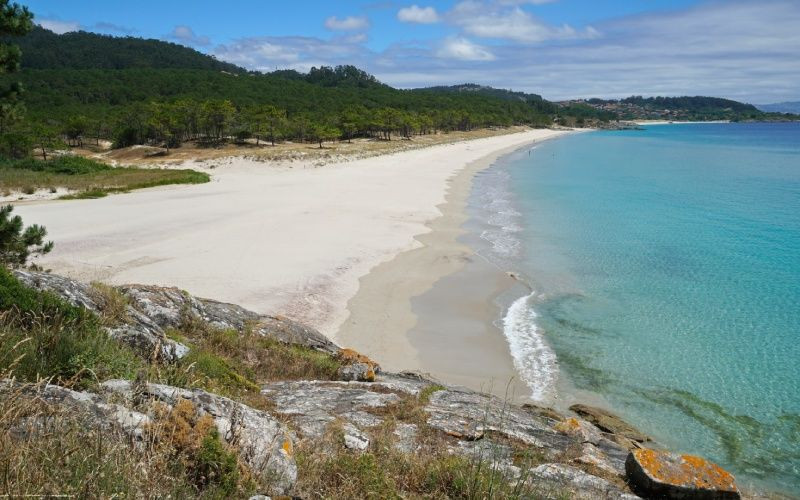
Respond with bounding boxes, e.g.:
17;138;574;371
0;268;143;387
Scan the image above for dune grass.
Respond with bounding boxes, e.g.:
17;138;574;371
0;156;209;198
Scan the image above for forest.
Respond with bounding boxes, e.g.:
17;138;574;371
0;26;576;156
1;24;786;159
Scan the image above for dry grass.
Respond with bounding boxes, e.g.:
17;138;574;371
89;281;130;327
294;416;565;500
0;383;261;498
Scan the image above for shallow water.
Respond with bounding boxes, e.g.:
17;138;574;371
475;123;800;494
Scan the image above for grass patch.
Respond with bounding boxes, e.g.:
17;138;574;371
89;281;130;327
0;155;209;196
0;268;143;389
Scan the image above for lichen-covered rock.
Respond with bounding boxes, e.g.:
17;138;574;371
337;362;376;382
625;448;740;499
336;348;381;373
12;270;188;362
529;463;639;500
101;380;297;494
424;388;575;453
569;404;649;444
119;284;339;354
260;380;400;438
0;380;151;441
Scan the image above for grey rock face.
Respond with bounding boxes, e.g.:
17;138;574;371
261;379;401;439
569;404;650;445
100;380;297;494
12;270;188;362
337;362;376;382
424;388;575;453
0;380;151;440
119;284;339;354
530;463;637;499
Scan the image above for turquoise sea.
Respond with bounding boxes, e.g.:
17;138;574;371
475;123;800;494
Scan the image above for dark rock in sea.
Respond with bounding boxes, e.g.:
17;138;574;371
625;448;741;499
569;403;650;445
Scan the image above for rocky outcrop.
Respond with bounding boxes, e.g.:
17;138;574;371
0;380;151;441
119;284;339;354
12;270;189;362
569;404;650;446
102;380;297;493
626;448;741;499
6;271;748;498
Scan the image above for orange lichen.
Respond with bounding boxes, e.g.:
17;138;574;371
632;449;737;492
337;348;380;370
554;418;582;435
282;439;293;457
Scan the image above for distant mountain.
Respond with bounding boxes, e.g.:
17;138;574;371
7;25;246;73
756;101;800;114
575;96;771;121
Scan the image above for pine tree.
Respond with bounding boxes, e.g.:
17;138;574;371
0;204;53;268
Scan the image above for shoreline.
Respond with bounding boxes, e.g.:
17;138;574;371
335;129;570;400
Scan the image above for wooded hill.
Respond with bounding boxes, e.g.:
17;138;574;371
0;26;791;155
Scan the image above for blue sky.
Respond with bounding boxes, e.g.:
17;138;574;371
26;0;800;103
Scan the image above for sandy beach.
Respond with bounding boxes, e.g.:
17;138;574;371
16;128;569;391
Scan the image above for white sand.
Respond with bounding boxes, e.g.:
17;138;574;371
16;129;567;340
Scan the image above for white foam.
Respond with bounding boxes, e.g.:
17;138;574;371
502;292;558;401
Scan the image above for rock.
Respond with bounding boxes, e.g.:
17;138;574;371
261;380;400;439
392;423;418;453
101;380;297;494
120;284;339;354
625;448;740;499
343;423;370;451
569;404;650;443
424;388;576;453
529;463;638;500
554;417;604;445
13;270;188;362
0;379;151;441
338;362;376;382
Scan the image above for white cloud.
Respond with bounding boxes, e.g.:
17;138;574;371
211;0;800;104
449;1;597;43
324;15;369;31
214;35;369;72
169;25;210;46
38;19;80;34
436;37;495;61
397;5;440;24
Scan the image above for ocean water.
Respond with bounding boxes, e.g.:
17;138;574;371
474;123;800;493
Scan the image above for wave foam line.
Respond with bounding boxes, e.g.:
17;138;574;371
502;292;558;401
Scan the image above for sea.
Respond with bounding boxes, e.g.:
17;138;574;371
470;122;800;494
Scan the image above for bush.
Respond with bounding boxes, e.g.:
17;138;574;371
0;155;111;175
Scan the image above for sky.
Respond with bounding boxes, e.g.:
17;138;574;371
25;0;800;104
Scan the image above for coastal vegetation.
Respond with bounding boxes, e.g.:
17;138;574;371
0;5;209;197
0;155;210;198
